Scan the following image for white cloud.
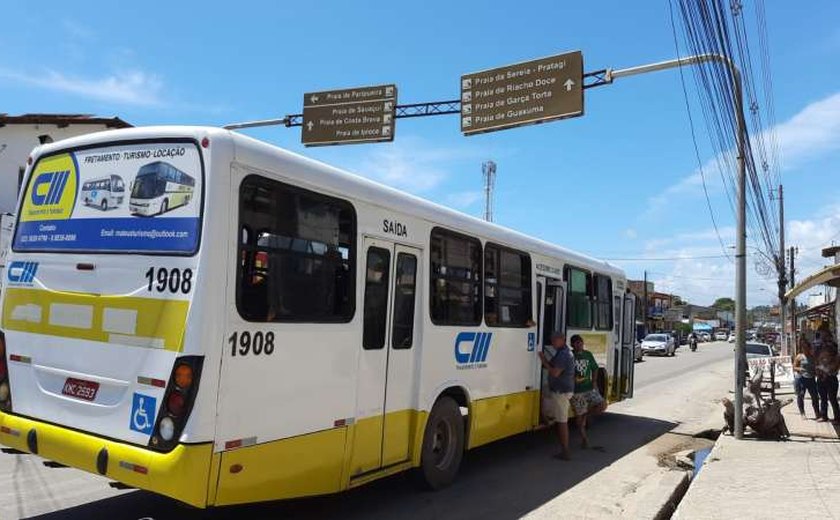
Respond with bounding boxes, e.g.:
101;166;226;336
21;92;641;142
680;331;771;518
0;68;163;106
61;19;94;41
623;228;638;239
629;201;840;306
644;91;840;217
445;190;483;209
788;203;840;283
355;136;487;194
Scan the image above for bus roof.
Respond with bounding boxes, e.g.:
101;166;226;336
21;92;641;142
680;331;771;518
31;126;625;279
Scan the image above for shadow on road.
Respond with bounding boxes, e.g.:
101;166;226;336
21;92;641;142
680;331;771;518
28;413;677;520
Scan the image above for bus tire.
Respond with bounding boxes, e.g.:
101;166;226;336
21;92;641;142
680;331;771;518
418;396;464;490
101;199;108;211
161;199;169;215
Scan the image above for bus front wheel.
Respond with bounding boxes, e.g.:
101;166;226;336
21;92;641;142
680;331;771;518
160;199;169;215
101;199;108;211
418;396;464;490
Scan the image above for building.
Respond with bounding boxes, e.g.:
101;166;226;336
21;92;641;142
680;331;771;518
627;279;684;335
786;245;840;351
0;113;131;214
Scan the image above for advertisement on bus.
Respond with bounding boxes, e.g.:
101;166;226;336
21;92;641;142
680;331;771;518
12;141;202;254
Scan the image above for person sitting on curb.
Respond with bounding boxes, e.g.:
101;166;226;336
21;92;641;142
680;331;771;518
569;334;607;450
538;332;575;461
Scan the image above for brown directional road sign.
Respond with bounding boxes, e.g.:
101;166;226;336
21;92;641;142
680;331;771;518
302;84;397;146
460;51;583;135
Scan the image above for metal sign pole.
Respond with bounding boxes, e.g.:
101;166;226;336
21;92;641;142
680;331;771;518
605;54;747;439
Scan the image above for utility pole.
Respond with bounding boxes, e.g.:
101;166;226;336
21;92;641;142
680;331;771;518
482;160;496;222
643;270;649;337
777;185;788;355
789;246;797;350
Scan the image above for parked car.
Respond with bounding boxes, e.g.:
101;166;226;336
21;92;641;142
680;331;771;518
641;333;676;357
700;332;711;342
634;340;643;362
715;331;728;341
728;333;736;343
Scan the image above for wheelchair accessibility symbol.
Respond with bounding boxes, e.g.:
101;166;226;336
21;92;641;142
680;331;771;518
130;393;157;435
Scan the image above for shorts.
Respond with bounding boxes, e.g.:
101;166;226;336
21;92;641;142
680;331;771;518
544;391;573;424
571;389;605;416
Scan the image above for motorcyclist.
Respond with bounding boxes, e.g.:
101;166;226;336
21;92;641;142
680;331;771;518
689;332;698;351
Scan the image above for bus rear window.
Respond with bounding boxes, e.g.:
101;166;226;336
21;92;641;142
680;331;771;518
13;141;203;255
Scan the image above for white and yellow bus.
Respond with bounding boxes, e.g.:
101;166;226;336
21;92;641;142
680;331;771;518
0;127;636;508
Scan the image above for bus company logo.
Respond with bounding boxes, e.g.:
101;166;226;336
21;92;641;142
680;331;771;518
454;332;492;370
7;261;39;285
21;153;78;222
31;170;71;206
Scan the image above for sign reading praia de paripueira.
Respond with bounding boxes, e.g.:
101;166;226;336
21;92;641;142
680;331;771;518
302;84;397;146
460;51;583;135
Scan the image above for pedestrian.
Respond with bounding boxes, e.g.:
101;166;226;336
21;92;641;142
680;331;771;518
815;338;840;423
538;332;575;460
792;337;819;418
569;334;607;450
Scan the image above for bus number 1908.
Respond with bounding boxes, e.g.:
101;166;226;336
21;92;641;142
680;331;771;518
229;331;275;357
145;267;193;294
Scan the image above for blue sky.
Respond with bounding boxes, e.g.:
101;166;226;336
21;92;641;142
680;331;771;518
1;1;839;306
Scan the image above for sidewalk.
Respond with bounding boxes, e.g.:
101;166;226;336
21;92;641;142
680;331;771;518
673;389;840;519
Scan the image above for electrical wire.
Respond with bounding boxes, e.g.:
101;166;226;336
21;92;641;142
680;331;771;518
674;0;781;271
668;0;732;263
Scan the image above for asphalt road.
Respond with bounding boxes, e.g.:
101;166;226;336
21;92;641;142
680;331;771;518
634;340;734;390
1;342;736;520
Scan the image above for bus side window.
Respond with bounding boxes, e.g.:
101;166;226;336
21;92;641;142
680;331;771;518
236;175;356;323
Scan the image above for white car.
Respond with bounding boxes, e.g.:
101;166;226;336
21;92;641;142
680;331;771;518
728;333;736;343
641;333;676;357
715;331;728;341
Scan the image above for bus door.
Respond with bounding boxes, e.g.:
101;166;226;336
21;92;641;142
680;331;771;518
535;276;566;423
611;294;622;400
351;238;421;476
620;294;636;398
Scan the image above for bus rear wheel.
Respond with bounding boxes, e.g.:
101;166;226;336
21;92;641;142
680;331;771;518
418;396;464;490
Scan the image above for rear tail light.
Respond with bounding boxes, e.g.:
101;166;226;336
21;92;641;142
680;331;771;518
0;333;11;412
149;356;203;451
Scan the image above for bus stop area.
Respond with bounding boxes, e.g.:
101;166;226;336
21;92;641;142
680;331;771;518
674;389;840;519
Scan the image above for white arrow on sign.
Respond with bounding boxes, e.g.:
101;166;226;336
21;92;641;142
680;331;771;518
310;95;319;103
306;121;314;131
564;79;575;92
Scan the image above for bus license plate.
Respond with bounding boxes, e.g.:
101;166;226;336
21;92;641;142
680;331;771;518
62;378;100;401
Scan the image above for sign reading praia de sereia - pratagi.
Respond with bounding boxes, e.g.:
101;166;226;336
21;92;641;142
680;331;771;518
14;141;203;254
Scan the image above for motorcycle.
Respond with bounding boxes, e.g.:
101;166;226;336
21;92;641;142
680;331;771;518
689;336;698;352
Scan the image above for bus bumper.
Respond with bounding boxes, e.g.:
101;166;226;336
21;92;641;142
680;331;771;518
0;411;215;508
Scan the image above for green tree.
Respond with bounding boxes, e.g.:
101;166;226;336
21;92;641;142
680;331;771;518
712;297;735;312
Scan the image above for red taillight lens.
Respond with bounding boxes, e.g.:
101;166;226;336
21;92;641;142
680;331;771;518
174;364;193;390
167;391;186;416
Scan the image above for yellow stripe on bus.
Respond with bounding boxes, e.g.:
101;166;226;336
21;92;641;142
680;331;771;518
0;411;213;508
1;287;189;352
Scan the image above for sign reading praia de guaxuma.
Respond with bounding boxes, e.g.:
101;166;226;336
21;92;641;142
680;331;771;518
302;84;397;146
460;51;583;135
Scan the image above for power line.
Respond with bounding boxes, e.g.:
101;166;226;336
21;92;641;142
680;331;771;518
604;254;732;261
668;0;732;263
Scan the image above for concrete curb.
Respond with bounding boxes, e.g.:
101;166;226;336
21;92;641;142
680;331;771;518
652;470;692;520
